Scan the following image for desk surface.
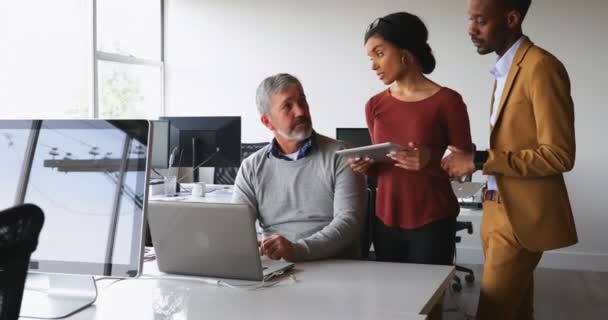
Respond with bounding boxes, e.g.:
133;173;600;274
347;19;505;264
26;259;451;320
48;186;451;319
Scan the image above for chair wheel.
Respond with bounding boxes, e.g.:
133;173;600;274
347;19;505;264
452;282;462;292
465;274;475;283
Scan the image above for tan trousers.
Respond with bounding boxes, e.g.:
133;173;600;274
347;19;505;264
477;200;543;320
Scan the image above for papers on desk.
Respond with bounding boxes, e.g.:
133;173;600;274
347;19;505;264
179;183;233;193
149;194;195;202
149;194;231;203
148;184;234;203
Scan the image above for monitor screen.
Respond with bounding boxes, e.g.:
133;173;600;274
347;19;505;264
336;128;372;148
336;127;376;188
0;120;150;278
160;117;241;181
150;120;169;169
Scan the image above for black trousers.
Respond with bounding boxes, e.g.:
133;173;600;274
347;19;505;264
373;215;456;265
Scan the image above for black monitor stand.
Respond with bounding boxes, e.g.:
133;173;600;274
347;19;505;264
192;137;200;183
191;137;220;183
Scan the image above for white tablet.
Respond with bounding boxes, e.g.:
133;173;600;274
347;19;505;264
336;142;405;163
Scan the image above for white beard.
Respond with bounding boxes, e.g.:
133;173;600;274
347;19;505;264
277;126;313;142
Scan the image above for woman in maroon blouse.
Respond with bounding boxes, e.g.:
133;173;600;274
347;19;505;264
349;12;473;267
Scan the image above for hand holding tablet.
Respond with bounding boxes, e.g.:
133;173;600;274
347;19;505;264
336;142;405;163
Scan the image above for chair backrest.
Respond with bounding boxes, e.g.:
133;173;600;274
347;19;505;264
240;142;269;160
0;204;44;320
213;142;268;185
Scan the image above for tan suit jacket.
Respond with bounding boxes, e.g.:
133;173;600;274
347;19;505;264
483;36;578;251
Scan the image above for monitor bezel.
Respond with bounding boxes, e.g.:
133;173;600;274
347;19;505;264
336;127;372;148
160;116;242;169
0;119;150;278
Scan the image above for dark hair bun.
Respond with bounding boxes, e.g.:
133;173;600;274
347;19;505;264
416;43;436;74
365;12;436;74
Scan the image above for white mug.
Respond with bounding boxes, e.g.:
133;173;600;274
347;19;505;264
191;183;206;197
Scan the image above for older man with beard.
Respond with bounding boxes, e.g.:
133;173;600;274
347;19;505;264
232;73;367;262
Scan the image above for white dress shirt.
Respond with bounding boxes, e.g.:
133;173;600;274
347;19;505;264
487;37;524;191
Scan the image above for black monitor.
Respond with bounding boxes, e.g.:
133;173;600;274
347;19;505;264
150;120;170;169
336;128;372;148
336;128;376;189
160;116;241;182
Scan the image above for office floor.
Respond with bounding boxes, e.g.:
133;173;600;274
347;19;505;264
442;264;608;320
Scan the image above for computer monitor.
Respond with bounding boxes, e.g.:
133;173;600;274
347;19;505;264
336;128;376;188
0;120;151;319
160;116;241;182
336;127;372;148
150;120;169;169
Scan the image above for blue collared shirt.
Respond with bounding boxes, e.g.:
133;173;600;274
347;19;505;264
267;134;315;161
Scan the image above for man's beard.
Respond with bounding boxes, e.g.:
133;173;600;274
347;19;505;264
277;125;313;142
276;116;313;142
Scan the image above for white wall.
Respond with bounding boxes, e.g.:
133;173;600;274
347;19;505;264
165;0;608;271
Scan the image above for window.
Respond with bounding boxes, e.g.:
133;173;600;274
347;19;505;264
0;1;163;119
96;0;163;119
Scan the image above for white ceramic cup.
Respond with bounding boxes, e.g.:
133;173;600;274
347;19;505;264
191;182;206;197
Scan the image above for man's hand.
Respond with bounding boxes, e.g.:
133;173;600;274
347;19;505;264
258;234;295;261
441;146;476;181
388;142;430;171
347;157;374;175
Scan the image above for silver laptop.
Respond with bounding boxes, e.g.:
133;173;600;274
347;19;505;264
148;201;294;281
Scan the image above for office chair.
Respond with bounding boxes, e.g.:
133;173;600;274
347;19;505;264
0;204;45;320
359;187;373;260
360;177;377;260
452;156;477;292
452;220;475;292
213;142;268;185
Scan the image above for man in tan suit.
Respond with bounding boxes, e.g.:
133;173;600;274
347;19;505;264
442;0;577;319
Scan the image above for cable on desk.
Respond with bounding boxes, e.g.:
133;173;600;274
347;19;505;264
94;277;125;289
152;168;164;177
143;251;157;262
151;168;191;193
95;277;122;282
134;271;296;291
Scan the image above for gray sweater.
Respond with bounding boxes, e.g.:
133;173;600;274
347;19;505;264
232;133;366;261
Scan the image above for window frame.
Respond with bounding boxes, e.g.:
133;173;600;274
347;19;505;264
92;0;165;119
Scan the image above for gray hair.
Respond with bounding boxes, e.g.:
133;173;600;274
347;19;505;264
255;73;303;115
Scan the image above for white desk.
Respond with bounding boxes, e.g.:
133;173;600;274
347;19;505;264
25;259;450;320
24;187;450;319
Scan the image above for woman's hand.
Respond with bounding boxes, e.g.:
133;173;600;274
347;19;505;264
388;142;430;171
347;157;374;175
